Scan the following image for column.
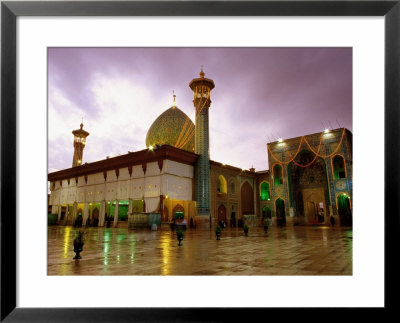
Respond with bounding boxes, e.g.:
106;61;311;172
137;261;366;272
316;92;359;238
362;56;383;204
99;201;106;227
57;205;62;224
113;200;119;227
72;202;78;224
128;198;133;215
63;204;69;225
325;156;337;215
83;202;89;226
253;180;258;220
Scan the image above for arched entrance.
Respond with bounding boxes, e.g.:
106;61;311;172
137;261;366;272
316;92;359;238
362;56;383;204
60;206;66;221
275;198;286;226
92;207;99;227
289;151;329;224
337;194;352;226
241;181;254;215
217;204;227;224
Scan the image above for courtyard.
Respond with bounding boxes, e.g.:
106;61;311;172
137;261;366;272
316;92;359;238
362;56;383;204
48;225;352;275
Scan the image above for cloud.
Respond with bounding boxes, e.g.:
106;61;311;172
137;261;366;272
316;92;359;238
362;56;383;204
48;47;352;172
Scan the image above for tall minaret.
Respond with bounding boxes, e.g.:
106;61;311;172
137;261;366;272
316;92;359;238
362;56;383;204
72;121;89;167
189;67;215;226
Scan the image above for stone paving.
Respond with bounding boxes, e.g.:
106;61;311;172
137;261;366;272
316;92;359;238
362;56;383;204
48;225;352;275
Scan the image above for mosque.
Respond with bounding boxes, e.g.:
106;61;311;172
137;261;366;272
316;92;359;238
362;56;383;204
48;69;353;228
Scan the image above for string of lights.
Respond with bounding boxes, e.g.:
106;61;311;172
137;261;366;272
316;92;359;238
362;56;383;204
267;128;346;167
176;124;195;150
175;117;191;148
302;128;346;158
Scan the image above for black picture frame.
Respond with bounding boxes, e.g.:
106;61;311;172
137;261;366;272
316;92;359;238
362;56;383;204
1;1;399;321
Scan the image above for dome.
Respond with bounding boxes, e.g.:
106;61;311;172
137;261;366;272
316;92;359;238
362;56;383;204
146;106;195;152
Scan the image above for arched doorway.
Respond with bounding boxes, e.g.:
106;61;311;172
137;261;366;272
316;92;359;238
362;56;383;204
289;151;329;224
60;206;66;221
337;194;352;226
92;207;99;227
217;204;227;224
275;198;286;226
241;181;254;215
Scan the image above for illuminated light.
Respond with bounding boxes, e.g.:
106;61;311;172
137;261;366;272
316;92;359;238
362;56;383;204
165;195;168;199
63;226;71;259
149;145;154;151
278;138;283;143
78;160;81;164
324;129;330;134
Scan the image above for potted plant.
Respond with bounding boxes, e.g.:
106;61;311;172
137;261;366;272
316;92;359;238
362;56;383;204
263;219;269;233
176;228;184;246
215;225;222;240
73;230;85;259
244;224;249;237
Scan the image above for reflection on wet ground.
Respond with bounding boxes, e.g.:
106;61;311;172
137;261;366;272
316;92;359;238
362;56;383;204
48;225;352;275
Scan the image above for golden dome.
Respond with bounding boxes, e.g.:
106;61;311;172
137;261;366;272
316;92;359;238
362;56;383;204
145;106;195;152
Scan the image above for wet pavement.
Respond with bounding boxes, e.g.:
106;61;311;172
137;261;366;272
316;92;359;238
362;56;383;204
48;225;352;275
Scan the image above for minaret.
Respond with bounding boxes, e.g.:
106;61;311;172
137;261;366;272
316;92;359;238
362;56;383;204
189;67;215;226
72;121;89;167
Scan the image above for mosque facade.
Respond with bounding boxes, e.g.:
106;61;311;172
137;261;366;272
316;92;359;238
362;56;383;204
48;70;352;228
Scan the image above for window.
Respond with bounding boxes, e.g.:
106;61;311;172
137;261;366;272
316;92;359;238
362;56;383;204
333;155;346;179
273;164;283;185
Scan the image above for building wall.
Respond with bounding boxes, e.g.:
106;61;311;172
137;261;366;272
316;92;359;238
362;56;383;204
266;128;352;226
210;164;257;226
49;159;195;226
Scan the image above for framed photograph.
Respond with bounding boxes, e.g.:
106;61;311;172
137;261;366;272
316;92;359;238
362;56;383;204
1;1;398;321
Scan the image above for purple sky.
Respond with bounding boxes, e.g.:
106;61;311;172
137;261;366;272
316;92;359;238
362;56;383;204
48;47;352;173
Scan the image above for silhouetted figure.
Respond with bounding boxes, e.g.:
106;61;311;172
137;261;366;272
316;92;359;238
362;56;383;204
231;212;236;227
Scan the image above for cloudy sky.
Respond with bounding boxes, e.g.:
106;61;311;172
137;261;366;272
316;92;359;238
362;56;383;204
48;47;352;173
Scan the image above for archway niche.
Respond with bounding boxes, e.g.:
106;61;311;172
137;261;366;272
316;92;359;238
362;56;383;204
217;175;227;193
241;181;254;215
260;181;270;201
333;155;346;179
